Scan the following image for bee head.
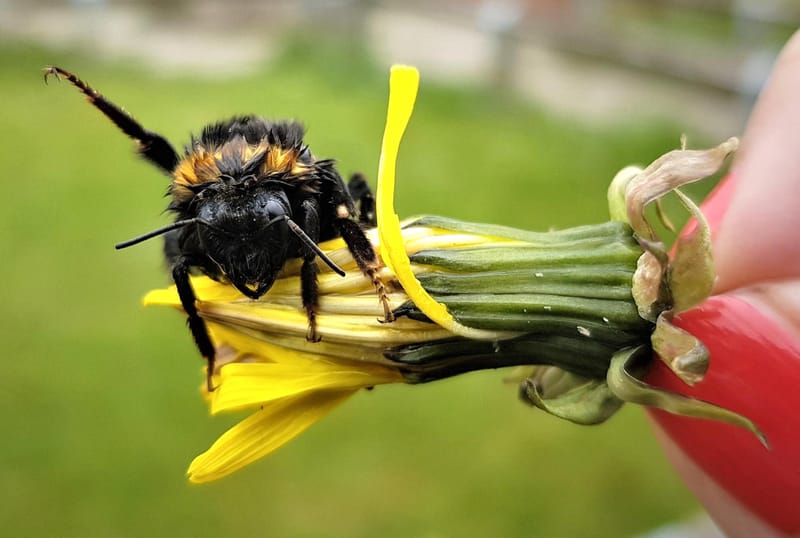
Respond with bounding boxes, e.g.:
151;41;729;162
195;184;292;299
117;179;345;299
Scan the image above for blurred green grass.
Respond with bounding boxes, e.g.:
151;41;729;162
0;40;705;536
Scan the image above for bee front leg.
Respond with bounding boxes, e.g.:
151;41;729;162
299;199;322;342
301;257;321;342
43;66;179;174
172;258;216;391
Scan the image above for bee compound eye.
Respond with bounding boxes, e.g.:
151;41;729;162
266;199;288;220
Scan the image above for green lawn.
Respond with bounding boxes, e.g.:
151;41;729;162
0;40;705;536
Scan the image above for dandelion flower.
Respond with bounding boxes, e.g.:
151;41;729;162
146;66;763;483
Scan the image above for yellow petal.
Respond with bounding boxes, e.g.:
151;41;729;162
212;361;400;413
376;65;419;277
207;321;329;365
188;389;355;483
142;287;180;307
375;65;509;340
143;276;242;306
203;302;451;349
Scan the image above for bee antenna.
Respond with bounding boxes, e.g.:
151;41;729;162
115;218;215;250
269;216;346;277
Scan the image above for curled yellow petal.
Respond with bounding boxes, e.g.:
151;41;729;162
376;65;419;277
376;65;507;340
188;390;355;484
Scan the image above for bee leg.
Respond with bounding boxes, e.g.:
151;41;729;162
172;258;216;391
301;257;321;342
335;215;395;323
43;66;179;174
299;199;322;342
347;173;376;226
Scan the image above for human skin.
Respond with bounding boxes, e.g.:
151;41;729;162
714;30;800;305
650;31;800;537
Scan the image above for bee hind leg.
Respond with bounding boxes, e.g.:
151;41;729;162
347;173;376;226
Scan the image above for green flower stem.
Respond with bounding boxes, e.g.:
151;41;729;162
433;295;645;329
410;236;641;272
389;220;654;384
417;268;636;298
409;216;631;244
387;334;620;383
442;313;646;343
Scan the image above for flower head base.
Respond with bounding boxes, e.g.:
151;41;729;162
145;66;764;483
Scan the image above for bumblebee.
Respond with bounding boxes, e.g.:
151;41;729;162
45;66;394;390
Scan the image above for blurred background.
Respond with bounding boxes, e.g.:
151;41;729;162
1;1;796;536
